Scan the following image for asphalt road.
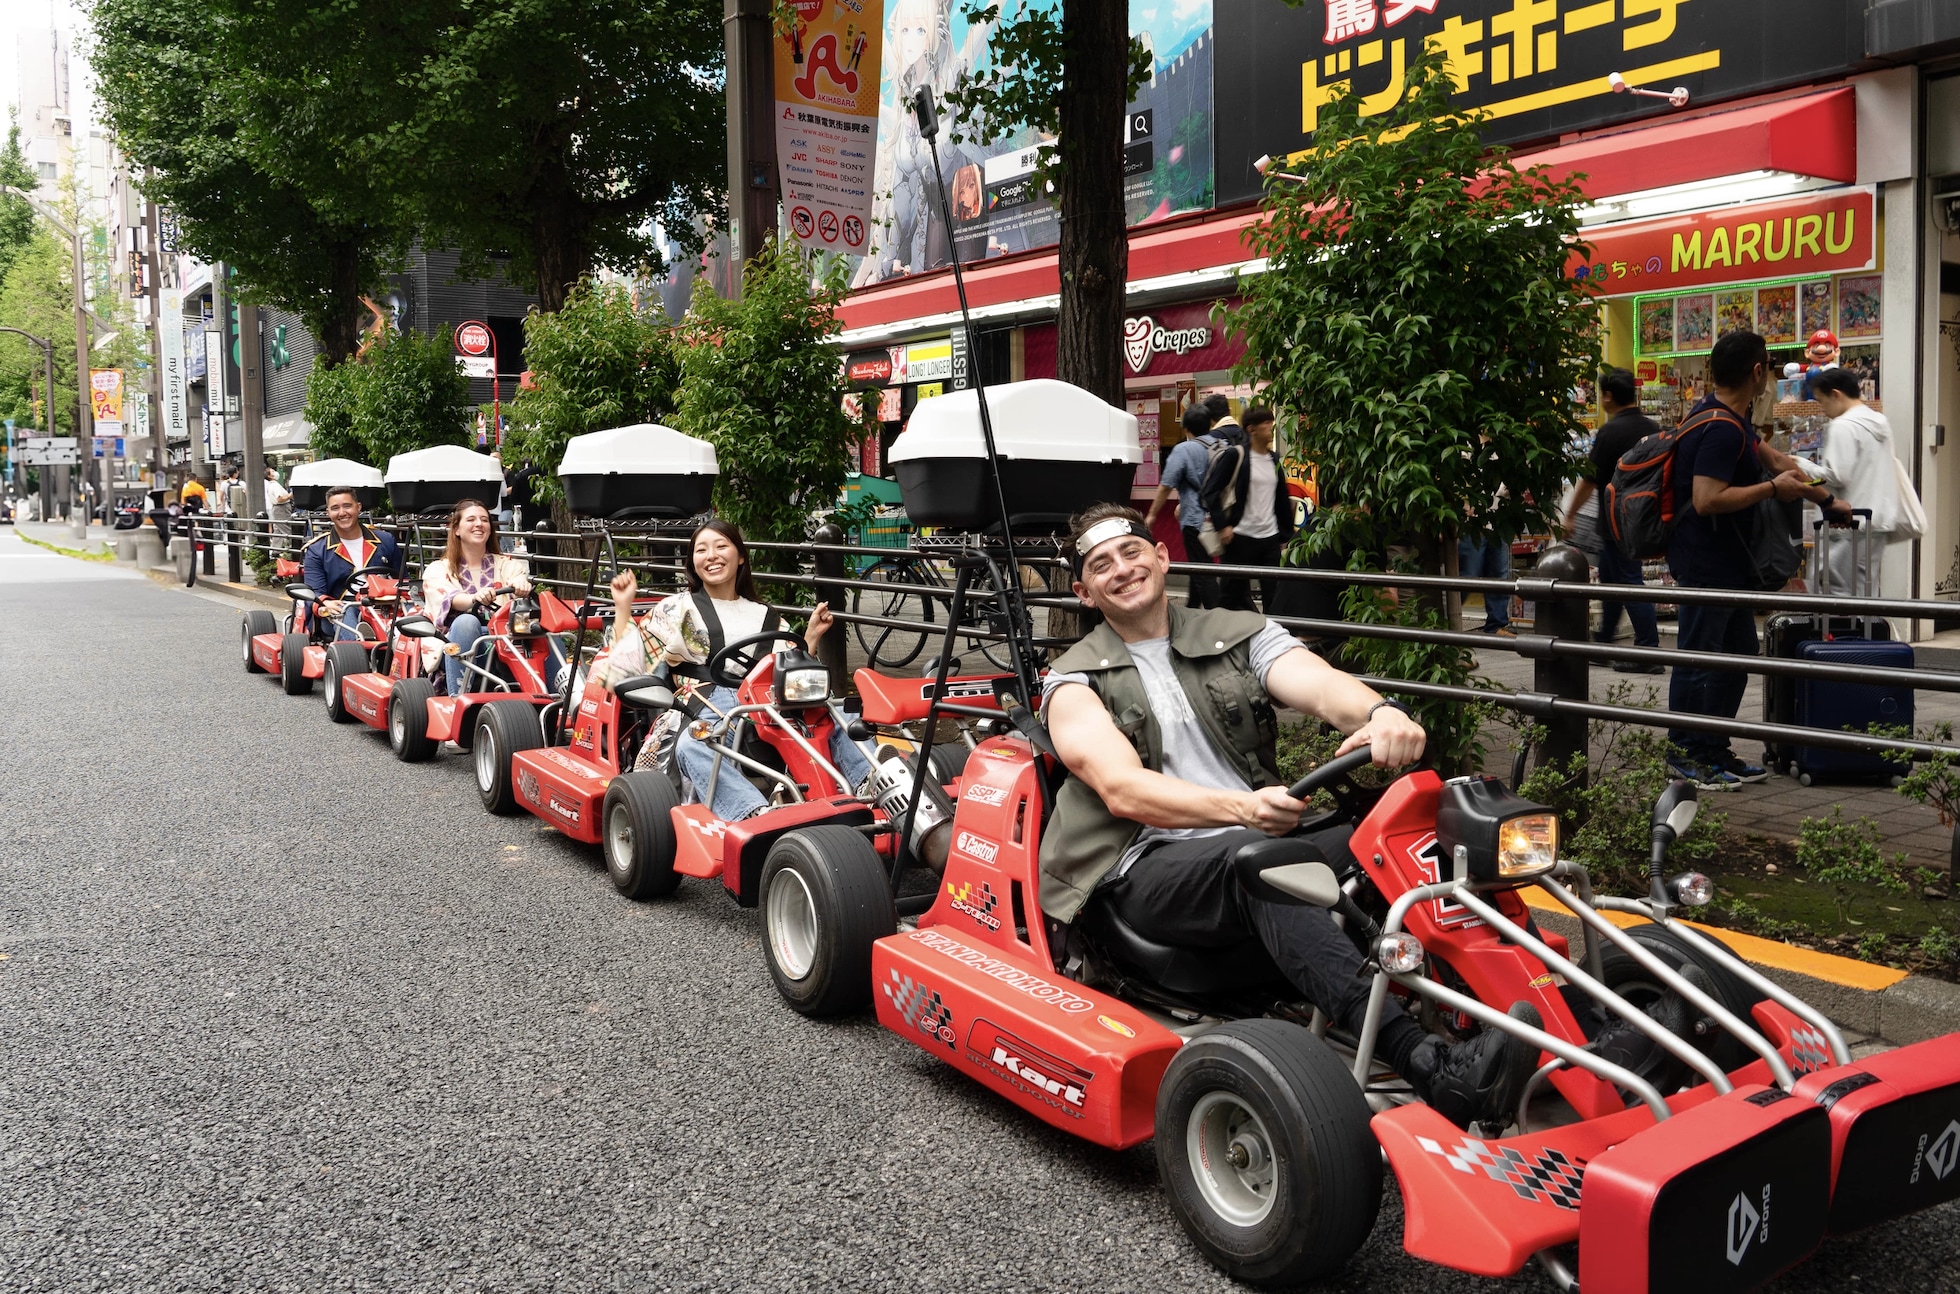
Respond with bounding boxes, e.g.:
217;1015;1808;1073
4;539;1958;1294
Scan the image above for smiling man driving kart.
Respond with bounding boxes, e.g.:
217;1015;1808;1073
1043;503;1540;1129
301;486;404;640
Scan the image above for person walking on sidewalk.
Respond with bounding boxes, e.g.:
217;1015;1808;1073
1563;368;1663;673
1459;496;1514;635
1809;367;1906;595
1665;330;1851;790
1208;406;1294;612
1145;403;1225;609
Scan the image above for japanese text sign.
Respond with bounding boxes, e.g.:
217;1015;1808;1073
775;0;883;255
1573;187;1875;296
89;369;125;424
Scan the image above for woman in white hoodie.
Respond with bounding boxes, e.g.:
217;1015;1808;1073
1811;367;1906;596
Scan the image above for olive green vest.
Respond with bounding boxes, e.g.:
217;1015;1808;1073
1038;605;1282;922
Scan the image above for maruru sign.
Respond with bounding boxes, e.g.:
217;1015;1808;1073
1572;187;1875;297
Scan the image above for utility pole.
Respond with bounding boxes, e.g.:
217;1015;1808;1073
723;0;778;294
239;301;265;520
144;189;167;486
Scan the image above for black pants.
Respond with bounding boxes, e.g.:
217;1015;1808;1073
1096;828;1373;1028
1220;531;1286;611
1180;525;1220;609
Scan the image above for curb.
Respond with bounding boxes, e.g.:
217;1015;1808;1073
1522;889;1960;1047
142;565;289;611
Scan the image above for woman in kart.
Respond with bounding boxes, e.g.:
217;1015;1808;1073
420;498;542;696
592;519;873;821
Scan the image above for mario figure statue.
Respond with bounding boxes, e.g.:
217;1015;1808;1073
1784;329;1841;402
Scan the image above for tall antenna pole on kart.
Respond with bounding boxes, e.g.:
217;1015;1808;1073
909;87;1038;692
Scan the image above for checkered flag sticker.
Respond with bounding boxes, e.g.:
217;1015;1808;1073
1418;1136;1587;1212
884;969;954;1047
1789;1026;1832;1075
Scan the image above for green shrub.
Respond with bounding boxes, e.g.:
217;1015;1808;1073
1795;806;1910;924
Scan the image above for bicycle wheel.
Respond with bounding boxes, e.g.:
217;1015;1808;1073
970;563;1044;672
851;558;937;670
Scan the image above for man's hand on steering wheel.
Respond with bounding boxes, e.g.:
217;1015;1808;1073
1336;703;1426;768
1237;785;1309;836
706;629;810;689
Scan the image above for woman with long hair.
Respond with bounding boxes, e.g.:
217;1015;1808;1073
595;519;869;820
419;498;534;696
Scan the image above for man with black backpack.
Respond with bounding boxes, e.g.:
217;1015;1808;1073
1662;330;1850;789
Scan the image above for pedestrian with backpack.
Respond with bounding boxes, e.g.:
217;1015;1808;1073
1650;330;1850;789
1207;406;1295;611
1563;368;1663;672
1145;403;1227;608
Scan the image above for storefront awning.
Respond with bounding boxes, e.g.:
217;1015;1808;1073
1511;89;1857;202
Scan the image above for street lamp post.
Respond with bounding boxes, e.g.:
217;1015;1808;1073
0;326;55;512
4;186;99;537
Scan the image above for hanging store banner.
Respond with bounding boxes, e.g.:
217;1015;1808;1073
89;369;125;426
158;289;188;443
1573;187;1875;297
1213;0;1865;206
775;0;884;255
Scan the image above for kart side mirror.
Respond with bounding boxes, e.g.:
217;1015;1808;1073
1233;838;1340;908
1652;779;1699;839
395;616;440;639
287;584;318;603
615;675;676;712
846;718;873;742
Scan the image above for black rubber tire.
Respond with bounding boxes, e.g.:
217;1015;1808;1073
1597;922;1770;1072
242;611;276;673
323;642;371;723
601;771;682;900
928;741;975;786
475;700;544;815
1156;1019;1382;1287
760;825;896;1017
389;677;438;762
279;633;313;695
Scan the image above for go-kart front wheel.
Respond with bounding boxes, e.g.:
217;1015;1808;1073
279;633;313;696
602;771;681;900
242;611;275;673
323;642;371;723
1156;1019;1381;1287
475;700;543;815
389;677;437;761
760;825;895;1017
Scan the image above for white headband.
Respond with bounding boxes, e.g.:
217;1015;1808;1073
1074;517;1154;567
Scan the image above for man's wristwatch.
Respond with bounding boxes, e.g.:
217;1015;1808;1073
1367;699;1413;723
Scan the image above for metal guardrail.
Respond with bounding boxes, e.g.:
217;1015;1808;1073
193;511;1960;776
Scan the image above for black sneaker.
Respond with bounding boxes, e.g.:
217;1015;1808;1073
1408;1001;1543;1130
1585;964;1712;1099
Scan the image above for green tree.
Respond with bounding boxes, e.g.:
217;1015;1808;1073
0;117;39;288
1232;47;1598;766
301;328;471;470
502;282;680;507
0;229;77;433
674;238;875;552
91;0;410;362
946;1;1151;407
374;0;725;311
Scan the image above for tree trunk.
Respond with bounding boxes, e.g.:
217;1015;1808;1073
1054;0;1128;409
319;238;365;366
531;152;592;313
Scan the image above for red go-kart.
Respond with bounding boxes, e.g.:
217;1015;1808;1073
242;569;405;696
325;584;578;762
777;729;1960;1292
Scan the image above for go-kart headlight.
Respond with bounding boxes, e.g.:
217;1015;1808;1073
1436;776;1560;885
1496;813;1559;880
777;666;830;705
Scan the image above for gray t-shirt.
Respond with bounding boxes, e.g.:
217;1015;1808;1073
1043;620;1302;876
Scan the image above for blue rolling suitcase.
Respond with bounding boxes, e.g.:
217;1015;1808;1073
1793;515;1912;785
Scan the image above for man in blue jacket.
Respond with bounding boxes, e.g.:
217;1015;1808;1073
301;486;403;640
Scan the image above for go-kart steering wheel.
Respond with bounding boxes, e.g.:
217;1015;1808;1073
708;629;810;689
1286;744;1402;825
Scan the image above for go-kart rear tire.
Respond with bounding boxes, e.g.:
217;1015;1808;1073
602;771;681;900
761;825;895;1017
242;611;275;673
929;741;975;785
279;633;313;695
476;700;543;815
390;677;438;761
1598;923;1769;1072
323;642;371;723
1156;1019;1381;1287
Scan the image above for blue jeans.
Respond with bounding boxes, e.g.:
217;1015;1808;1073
1596;543;1659;647
675;685;873;820
333;604;365;642
1667;600;1758;766
1459;532;1511;630
445;612;487;695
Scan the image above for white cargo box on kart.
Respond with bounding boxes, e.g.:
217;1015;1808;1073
289;458;385;510
558;423;718;520
888;378;1140;532
384;444;504;513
